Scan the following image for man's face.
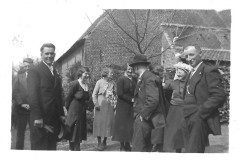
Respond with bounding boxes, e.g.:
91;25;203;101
184;47;202;68
23;62;33;72
126;66;133;76
41;47;55;66
132;65;139;75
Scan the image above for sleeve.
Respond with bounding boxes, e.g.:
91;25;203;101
27;68;42;120
65;82;77;110
58;79;65;116
92;80;100;106
12;75;23;106
117;77;133;103
140;78;159;120
198;68;226;119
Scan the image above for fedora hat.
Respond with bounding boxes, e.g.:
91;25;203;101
129;54;150;67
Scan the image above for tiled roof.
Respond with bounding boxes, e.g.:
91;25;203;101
217;10;231;29
201;49;230;61
156;9;227;29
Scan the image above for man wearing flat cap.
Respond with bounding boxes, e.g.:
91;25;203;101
13;57;33;149
181;45;226;152
129;54;166;152
27;43;65;150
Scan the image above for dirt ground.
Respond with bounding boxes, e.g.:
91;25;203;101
11;124;229;152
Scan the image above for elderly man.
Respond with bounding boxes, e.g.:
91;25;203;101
181;45;226;153
129;54;166;152
13;58;33;149
27;43;65;150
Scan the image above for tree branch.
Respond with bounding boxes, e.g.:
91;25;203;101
105;17;129;48
111;42;138;55
148;44;172;59
130;10;144;54
143;10;175;54
105;10;138;43
176;27;200;41
139;10;150;44
143;31;163;53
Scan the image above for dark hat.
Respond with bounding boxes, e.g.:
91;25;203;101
129;54;150;67
23;58;33;63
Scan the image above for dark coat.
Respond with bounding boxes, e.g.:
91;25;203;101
134;70;166;122
27;62;64;145
183;63;226;135
12;72;29;115
112;75;136;142
65;80;90;142
133;70;167;145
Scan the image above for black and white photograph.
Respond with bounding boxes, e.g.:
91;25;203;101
1;0;239;159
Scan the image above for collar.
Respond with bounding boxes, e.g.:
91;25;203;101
138;70;146;79
43;61;53;68
193;61;203;72
124;72;132;80
43;61;54;75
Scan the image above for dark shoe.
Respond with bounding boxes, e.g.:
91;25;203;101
151;144;163;152
124;145;131;151
97;143;104;151
102;142;107;150
120;146;125;151
124;142;131;151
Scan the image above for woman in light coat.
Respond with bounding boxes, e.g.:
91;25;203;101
92;67;116;151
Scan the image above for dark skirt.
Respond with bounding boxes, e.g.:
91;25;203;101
112;99;134;142
163;105;184;151
65;99;87;143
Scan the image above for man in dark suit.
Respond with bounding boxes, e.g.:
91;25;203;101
12;58;33;149
129;54;166;152
27;43;65;150
182;45;226;153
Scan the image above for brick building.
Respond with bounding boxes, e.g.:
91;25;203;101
56;9;230;84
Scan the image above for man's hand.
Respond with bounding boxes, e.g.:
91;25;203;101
21;104;30;110
34;119;43;128
60;116;66;123
95;105;100;111
139;115;143;122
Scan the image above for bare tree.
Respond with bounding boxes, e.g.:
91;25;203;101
104;9;176;59
105;9;202;60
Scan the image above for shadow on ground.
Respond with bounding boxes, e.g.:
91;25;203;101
11;124;229;152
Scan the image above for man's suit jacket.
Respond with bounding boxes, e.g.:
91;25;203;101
27;62;64;136
183;62;226;135
12;72;29;115
134;70;165;123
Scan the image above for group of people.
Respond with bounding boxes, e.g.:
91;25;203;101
12;43;226;153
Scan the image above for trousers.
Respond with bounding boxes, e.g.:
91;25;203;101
181;112;209;153
132;116;152;152
16;114;30;150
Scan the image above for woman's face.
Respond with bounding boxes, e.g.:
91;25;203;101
126;66;133;76
81;71;90;81
107;70;114;79
176;68;187;80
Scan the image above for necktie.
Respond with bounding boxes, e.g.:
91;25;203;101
26;72;28;78
49;66;54;75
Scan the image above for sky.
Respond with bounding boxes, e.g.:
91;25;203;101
10;0;104;65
